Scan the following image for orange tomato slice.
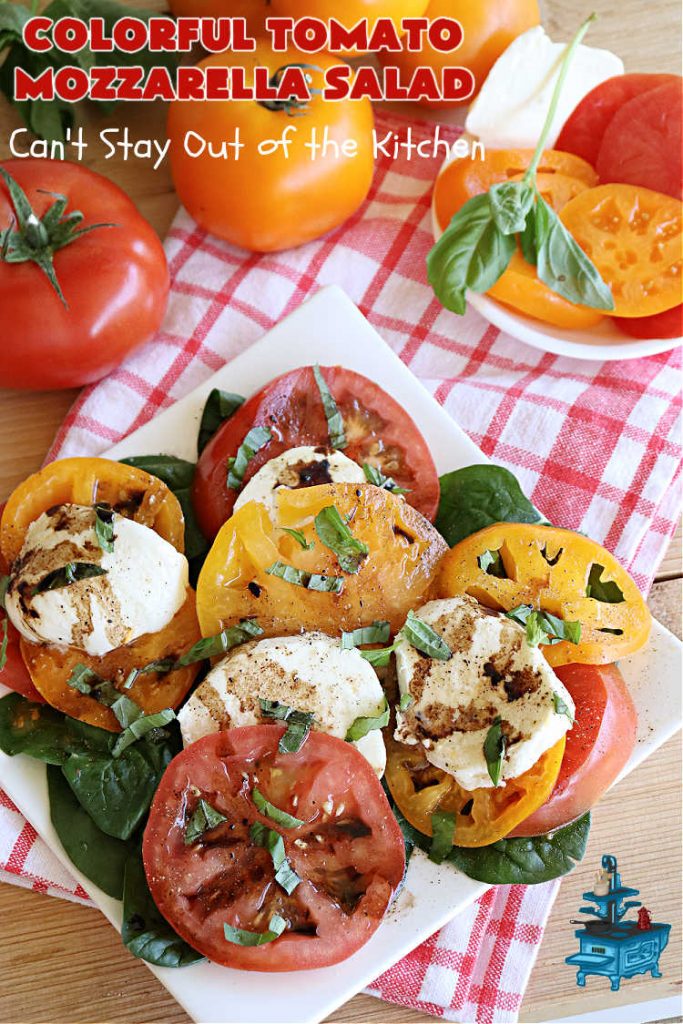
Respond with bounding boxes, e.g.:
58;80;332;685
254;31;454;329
487;250;605;329
436;523;651;667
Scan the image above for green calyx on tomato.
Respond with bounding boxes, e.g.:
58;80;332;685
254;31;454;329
258;63;323;116
0;166;113;307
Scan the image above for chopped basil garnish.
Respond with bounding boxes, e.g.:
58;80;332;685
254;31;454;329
506;605;581;648
93;503;115;553
250;822;301;895
359;642;401;668
429;811;456;864
314;505;369;574
184;798;227;845
340;621;390;649
224;914;286;947
313;364;346;449
252;788;304;828
483;716;506;786
66;664;121;708
141;619;264;676
227;425;272;491
345;697;390;741
553;693;575;724
477;548;507;578
260;700;314;754
281;528;314;550
0;574;9;609
33;562;107;594
402;610;452;660
586;563;625;604
197;388;244;455
0;618;7;673
399;693;414;711
111;693;144;729
112;708;176;758
362;463;409;495
265;561;344;594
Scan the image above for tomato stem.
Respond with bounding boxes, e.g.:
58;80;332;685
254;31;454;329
258;63;322;116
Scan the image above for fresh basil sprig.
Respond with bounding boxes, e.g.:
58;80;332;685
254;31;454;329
483;716;507;786
184;798;227;845
265;560;344;594
429;811;456;864
253;788;305;828
402;610;452;661
250;822;301;895
313;365;346;449
346;697;390;741
506;605;581;648
427;15;614;316
197;388;244;455
227;425;272;491
33;562;107;594
260;699;314;754
314;505;369;574
363;463;410;495
224;915;286;947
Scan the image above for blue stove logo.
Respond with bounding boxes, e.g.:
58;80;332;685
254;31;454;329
565;854;671;992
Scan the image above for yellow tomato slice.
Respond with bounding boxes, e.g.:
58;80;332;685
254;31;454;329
385;731;566;847
196;482;448;638
436;523;651;666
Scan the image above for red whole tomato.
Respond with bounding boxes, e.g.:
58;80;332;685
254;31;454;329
614;304;683;340
511;663;637;837
596;80;683;200
142;726;405;970
192;365;440;538
556;74;680;167
0;160;169;390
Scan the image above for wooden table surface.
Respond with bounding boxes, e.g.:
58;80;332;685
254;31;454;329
0;1;681;1021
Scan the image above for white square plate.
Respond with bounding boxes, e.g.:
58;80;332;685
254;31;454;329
1;286;680;1024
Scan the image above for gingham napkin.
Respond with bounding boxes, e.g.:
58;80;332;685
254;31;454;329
1;111;681;1024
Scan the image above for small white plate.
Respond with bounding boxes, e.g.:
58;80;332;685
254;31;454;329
431;163;683;363
0;286;680;1024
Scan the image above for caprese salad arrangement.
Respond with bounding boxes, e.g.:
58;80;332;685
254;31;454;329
0;364;652;971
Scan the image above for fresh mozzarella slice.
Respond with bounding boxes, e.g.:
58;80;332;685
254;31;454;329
178;631;387;776
5;504;188;657
234;445;365;520
465;26;624;150
394;596;574;790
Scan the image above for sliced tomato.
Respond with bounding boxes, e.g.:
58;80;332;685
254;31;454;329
487;250;605;329
192;366;440;539
511;663;637;836
614;303;683;340
596;80;683;200
0;619;44;703
556;74;680;167
143;726;405;970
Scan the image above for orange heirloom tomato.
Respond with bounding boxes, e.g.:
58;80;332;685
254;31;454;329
168;0;266;30
560;184;683;318
378;0;540;108
385;731;565;847
269;0;431;51
167;46;375;253
196;483;447;639
436;523;651;667
487;251;605;329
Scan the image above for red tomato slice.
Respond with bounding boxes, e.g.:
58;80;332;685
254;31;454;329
143;726;405;971
614;303;683;340
557;73;680;167
0;619;44;703
596;80;683;200
192;366;440;539
511;664;637;837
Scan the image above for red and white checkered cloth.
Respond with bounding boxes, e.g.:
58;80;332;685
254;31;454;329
1;111;681;1023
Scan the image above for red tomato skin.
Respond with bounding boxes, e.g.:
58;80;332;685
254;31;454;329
0;160;169;390
596;80;683;200
192;366;440;538
511;663;637;837
557;74;680;167
0;620;45;703
614;303;683;340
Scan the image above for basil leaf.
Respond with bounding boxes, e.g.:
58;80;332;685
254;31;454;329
519;207;538;265
586;563;625;604
489;181;535;235
120;455;208;563
0;573;10;609
340;621;391;649
553;692;574;723
174;619;264;668
449;813;591;885
93;503;115;553
402;610;452;661
436;465;547;547
122;844;204;967
483;716;506;786
506;605;581;648
477;549;507;578
359;643;400;668
535;196;614;311
313;365;346;449
0;618;7;672
224;915;286;946
0;693;111;765
111;693;144;730
67;663;102;696
265;561;344;594
314;505;369;574
345;698;390;742
184;798;227;845
399;693;414;711
47;764;132;900
259;700;314;754
427;193;516;315
227;426;272;491
253;788;304;828
362;463;410;495
197;388;244;455
281;528;314;550
429;811;456;864
112;708;176;758
33;561;107;593
250;823;301;895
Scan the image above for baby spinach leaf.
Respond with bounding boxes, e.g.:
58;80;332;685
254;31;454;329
435;465;547;547
197;388;245;455
0;694;110;765
586;563;625;603
429;811;456;864
122;843;205;967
